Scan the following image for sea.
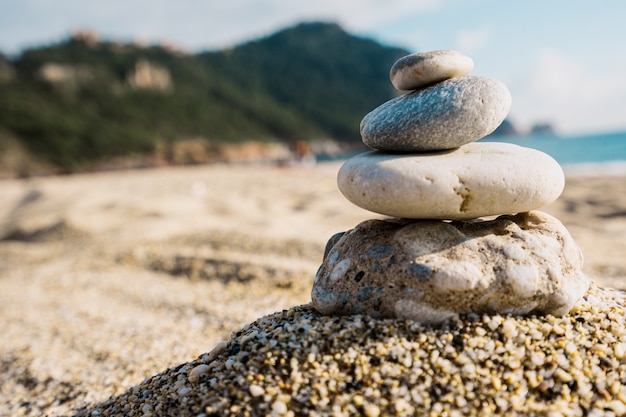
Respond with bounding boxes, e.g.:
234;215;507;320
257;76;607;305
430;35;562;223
480;130;626;166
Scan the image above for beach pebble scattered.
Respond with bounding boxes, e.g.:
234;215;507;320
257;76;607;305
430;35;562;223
390;50;474;90
360;76;511;152
338;142;564;219
312;211;590;322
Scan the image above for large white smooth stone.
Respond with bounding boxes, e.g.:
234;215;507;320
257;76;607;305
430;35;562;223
337;142;565;220
390;50;473;91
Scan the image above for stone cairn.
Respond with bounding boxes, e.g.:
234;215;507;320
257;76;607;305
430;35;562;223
312;50;590;324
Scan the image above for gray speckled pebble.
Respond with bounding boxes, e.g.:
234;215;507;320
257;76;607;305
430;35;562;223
390;50;473;91
311;211;590;323
360;75;511;152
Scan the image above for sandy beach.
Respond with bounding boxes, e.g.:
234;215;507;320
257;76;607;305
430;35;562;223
1;161;625;416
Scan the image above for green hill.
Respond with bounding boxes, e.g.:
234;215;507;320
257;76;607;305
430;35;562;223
0;22;408;174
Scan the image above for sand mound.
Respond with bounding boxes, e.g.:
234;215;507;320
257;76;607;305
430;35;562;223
79;284;626;417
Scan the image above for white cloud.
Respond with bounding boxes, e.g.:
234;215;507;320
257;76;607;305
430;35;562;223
512;47;626;134
454;26;492;54
1;0;447;53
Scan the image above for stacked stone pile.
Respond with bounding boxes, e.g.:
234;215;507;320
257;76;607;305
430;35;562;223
312;50;590;323
80;51;626;417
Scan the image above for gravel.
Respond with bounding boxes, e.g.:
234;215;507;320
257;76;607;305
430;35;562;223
79;283;626;417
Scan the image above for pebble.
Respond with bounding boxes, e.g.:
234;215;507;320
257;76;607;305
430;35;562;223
77;285;626;416
337;142;565;219
312;211;589;322
390;50;474;91
249;384;265;397
360;76;511;152
187;364;211;384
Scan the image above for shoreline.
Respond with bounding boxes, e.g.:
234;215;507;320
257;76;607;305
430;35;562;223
563;160;626;177
3;155;626;183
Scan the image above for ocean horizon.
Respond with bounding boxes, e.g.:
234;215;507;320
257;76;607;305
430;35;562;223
480;129;626;166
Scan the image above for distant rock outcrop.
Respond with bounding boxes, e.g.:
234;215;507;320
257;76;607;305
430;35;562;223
126;59;173;91
0;55;15;83
38;63;93;84
71;28;102;47
531;122;556;136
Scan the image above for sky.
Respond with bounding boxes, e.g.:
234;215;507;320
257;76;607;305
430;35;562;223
2;0;626;136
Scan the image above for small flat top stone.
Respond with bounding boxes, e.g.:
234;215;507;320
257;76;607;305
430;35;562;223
337;142;564;220
312;211;589;323
361;76;511;152
390;50;473;91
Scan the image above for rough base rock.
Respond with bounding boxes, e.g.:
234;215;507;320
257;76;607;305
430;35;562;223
312;211;589;322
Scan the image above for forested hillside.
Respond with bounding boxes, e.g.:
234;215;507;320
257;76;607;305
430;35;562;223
0;22;408;174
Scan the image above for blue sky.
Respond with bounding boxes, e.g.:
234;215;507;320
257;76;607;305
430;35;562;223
2;0;626;135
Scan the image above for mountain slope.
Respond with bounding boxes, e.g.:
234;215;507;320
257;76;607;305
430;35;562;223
200;22;407;140
0;22;409;172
